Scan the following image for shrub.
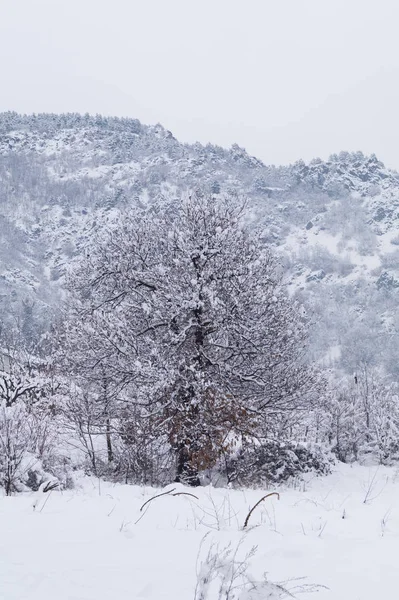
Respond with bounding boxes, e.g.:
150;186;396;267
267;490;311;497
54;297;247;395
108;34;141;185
223;440;333;487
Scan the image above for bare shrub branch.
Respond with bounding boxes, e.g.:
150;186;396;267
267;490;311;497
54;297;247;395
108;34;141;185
243;492;280;529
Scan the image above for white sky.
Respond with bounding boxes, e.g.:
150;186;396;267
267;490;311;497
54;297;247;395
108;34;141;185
1;0;399;167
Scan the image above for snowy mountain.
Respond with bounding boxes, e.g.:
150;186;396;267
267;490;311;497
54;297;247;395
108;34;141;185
0;112;398;376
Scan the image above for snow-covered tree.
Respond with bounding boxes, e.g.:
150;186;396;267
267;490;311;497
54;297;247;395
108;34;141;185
316;367;399;465
65;193;322;484
0;333;62;493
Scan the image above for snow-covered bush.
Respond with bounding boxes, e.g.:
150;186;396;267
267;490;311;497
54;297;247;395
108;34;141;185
358;385;399;465
0;400;33;494
322;372;399;466
223;440;333;487
0;345;69;494
19;453;63;492
0;399;67;494
40;451;75;490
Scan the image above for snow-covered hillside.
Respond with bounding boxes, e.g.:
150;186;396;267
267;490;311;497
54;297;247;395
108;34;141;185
1;115;399;598
0;113;398;376
1;464;397;599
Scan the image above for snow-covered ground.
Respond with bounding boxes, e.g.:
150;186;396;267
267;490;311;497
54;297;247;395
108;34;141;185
1;463;398;599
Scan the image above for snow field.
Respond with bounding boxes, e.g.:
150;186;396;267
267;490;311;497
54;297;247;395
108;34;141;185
1;463;399;599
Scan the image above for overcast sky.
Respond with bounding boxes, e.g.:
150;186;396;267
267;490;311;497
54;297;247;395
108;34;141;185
1;0;399;167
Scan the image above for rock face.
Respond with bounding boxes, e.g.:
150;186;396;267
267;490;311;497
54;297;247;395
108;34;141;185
0;112;398;376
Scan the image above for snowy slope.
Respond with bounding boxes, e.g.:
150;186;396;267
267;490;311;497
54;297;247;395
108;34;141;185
0;113;398;375
1;464;398;599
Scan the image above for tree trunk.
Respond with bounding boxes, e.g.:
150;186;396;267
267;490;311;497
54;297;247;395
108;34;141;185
102;370;113;464
175;444;200;487
106;418;113;463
